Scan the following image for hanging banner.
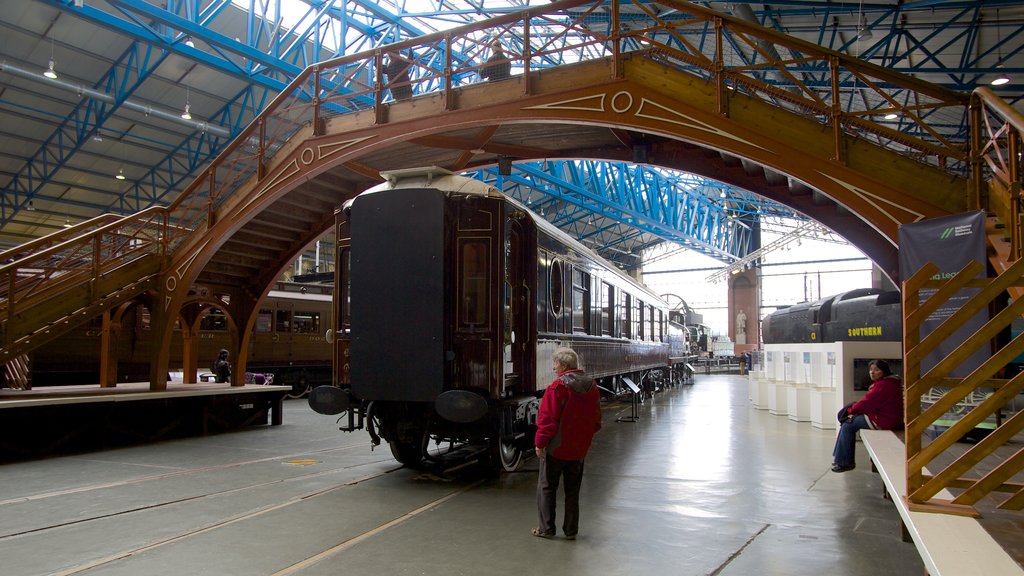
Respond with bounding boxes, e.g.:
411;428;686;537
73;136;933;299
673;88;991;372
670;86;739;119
898;210;988;377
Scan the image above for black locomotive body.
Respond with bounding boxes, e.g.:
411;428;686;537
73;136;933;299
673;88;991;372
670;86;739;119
316;168;690;471
761;288;902;344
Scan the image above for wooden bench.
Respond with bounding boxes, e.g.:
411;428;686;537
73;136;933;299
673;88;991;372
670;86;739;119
860;429;1024;576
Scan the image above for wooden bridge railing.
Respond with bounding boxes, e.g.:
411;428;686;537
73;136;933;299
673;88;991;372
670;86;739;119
0;1;1001;374
903;258;1024;516
972;86;1024;261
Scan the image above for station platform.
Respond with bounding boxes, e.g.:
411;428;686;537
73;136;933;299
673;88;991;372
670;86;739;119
0;374;982;576
0;381;291;462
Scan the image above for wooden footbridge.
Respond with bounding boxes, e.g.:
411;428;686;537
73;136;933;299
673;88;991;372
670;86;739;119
1;0;1022;517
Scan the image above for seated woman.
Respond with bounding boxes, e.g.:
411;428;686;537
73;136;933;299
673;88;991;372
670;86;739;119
832;359;903;472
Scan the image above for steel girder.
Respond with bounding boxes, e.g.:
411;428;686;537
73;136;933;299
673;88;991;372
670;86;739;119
10;0;1019;254
467;160;774;265
1;40;167;226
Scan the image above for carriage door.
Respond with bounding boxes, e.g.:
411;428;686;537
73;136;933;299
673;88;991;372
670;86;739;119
503;216;529;395
331;212;351;387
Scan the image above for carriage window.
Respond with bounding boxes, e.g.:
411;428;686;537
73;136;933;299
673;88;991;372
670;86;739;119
340;248;351;328
621;293;631;339
200;309;228;331
636;301;644;341
460;239;488;326
572;269;590;334
648;306;656;340
255;309;272;332
550;259;564;316
294;311;320;333
276;309;292;332
602;282;613;336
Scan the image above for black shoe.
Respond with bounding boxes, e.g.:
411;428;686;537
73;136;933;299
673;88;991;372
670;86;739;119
831;463;855;473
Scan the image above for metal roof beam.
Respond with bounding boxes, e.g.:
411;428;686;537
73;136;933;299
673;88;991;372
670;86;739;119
0;39;169;227
467;161;763;263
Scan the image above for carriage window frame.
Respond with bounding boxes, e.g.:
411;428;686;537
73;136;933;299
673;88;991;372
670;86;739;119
621;292;631;339
255;308;273;332
549;258;564;316
572;268;590;334
293;310;321;333
459;238;489;327
602;282;613;336
635;300;644;341
340;247;351;329
276;309;292;332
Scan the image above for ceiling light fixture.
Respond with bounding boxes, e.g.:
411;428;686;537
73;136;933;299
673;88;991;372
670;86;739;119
884;112;898;120
115;167;126;180
991;9;1010;86
181;87;192;120
43;36;57;79
855;0;872;41
63;219;72;228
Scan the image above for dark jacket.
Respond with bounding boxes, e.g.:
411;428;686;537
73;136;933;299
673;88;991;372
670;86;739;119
213;355;231;383
850;374;903;430
480;52;510;81
535;369;602;460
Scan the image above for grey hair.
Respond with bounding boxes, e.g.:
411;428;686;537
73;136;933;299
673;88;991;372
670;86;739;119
552;347;579;370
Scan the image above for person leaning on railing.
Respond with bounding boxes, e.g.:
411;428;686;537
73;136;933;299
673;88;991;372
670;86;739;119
479;39;511;82
831;359;903;473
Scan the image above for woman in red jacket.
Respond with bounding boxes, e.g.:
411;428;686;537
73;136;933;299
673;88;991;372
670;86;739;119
831;359;904;472
532;347;602;540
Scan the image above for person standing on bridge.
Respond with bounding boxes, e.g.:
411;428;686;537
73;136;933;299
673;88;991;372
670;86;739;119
213;348;232;384
384;50;413;101
533;347;602;540
479;39;511;81
831;359;903;473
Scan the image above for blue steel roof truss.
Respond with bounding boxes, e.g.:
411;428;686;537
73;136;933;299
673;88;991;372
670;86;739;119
467;160;759;266
4;0;1020;254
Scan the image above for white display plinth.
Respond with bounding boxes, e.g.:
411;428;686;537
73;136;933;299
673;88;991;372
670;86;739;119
753;379;771;410
748;375;760;406
769;382;790;416
787;386;811;422
810;388;837;430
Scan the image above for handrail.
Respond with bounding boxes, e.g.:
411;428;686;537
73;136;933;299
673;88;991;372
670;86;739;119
903;259;1024;515
0;213;124;262
159;0;972;254
970;86;1024;260
0;206;167;277
0;0;991;366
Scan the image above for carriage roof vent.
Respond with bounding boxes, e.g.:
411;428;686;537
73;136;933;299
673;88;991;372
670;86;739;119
372;166;499;198
379;166;453;186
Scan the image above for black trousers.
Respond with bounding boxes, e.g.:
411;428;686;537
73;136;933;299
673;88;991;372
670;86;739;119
536;454;585;536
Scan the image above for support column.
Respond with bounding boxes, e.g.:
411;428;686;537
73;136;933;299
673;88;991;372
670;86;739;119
181;315;200;384
99;309;119;387
729;268;760;356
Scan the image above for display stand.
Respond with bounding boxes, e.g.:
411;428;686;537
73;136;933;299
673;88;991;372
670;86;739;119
617;377;641;423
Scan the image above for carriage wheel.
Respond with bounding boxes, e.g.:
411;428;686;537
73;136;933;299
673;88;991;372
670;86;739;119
492;407;524;472
286;383;309;399
494;436;524;472
388;429;428;467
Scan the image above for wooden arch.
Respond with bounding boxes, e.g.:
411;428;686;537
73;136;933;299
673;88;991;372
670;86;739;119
147;58;966;386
